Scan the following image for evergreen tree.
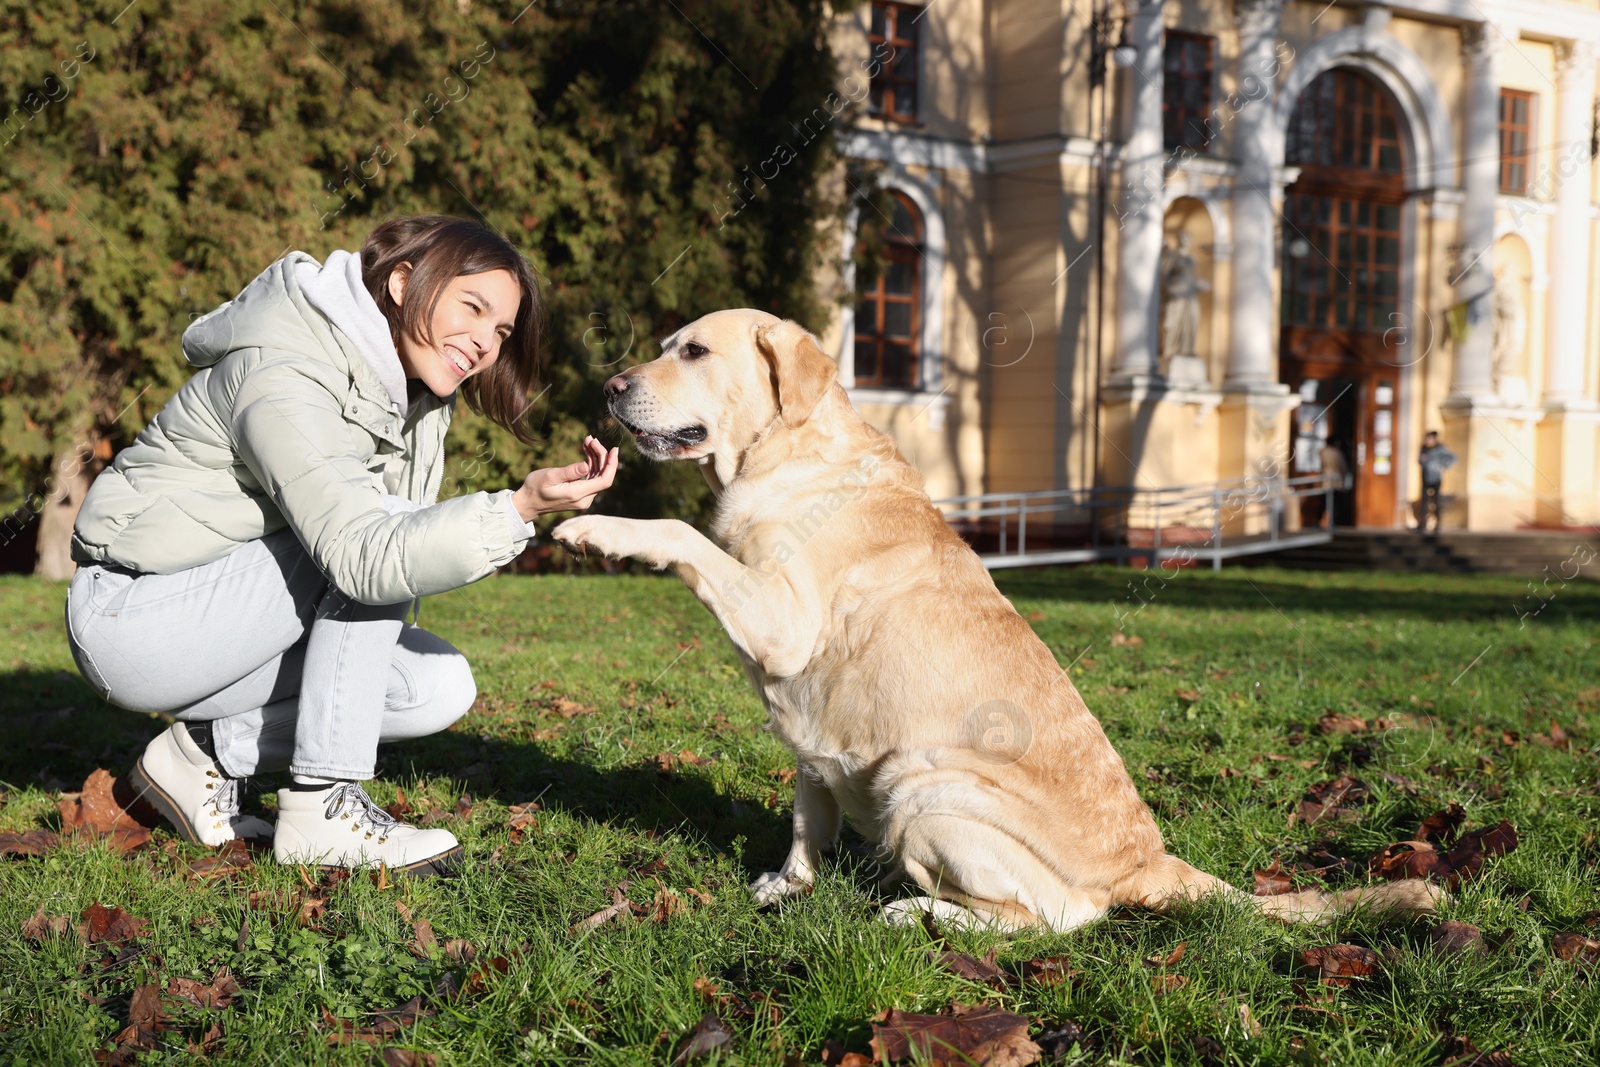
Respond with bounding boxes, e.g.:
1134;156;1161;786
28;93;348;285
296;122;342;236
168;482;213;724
0;0;851;576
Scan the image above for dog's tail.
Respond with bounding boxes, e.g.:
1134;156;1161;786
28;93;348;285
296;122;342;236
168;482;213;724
1131;853;1443;924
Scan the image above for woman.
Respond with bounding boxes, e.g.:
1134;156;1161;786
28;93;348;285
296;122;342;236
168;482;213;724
64;215;617;875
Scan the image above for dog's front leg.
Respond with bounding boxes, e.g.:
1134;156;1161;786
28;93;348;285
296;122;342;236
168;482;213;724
750;768;841;904
552;516;822;677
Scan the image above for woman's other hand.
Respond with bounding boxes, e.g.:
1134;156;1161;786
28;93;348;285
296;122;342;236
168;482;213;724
513;435;619;519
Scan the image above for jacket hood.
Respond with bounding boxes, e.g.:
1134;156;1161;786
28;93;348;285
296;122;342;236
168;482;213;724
182;251;411;412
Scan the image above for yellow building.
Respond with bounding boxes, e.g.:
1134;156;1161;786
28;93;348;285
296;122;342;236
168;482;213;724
820;0;1600;532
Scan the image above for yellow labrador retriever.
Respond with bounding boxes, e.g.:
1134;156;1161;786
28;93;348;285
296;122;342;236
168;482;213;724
552;309;1438;930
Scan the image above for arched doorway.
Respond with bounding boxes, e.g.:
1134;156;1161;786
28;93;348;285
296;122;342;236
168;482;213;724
1280;67;1408;528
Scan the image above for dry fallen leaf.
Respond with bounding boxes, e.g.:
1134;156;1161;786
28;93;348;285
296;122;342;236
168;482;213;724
552;696;593;718
1415;803;1467;845
1152;973;1189;994
408;919;437;957
323;996;433;1045
1110;631;1144;648
870;1006;1041;1067
0;829;60;857
649;887;689;923
1552;932;1600;964
1427;921;1485;956
188;1018;225;1057
931;947;1009;988
57;769;158;855
166;969;241;1011
1301;944;1382;986
1296;776;1369;826
1369;819;1519;887
1143;942;1187;967
79;902;150;949
673;1013;734;1064
1441;1034;1515;1067
1546;720;1571;750
1317;711;1368;735
377;1049;438;1067
1018;955;1078;988
1253;861;1294;896
383;788;414;820
570;886;633;935
21;905;71;940
460;955;511;1000
442;938;476;963
186;838;254;880
101;982;168;1064
507;804;539;844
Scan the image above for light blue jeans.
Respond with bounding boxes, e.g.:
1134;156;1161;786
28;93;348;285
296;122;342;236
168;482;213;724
63;527;476;780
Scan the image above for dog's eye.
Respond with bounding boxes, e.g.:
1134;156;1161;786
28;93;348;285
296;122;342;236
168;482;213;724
682;341;708;360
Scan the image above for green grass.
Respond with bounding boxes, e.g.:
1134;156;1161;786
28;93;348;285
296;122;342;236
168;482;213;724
1;564;1597;1065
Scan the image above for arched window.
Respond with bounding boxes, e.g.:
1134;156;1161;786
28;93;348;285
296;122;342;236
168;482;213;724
853;191;922;389
1282;68;1405;334
1286;68;1403;173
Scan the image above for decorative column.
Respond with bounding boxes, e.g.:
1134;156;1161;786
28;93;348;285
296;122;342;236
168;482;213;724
1536;39;1600;525
1443;21;1538;530
1544;40;1597;405
1216;0;1293;513
1225;0;1286;389
1449;22;1503;401
1110;0;1166;383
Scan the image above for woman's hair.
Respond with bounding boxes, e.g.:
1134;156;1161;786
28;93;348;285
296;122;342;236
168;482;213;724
360;215;544;443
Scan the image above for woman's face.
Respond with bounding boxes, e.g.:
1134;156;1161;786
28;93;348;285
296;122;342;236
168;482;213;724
389;267;521;397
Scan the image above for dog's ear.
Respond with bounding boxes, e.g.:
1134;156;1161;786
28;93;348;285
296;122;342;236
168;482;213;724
755;319;837;428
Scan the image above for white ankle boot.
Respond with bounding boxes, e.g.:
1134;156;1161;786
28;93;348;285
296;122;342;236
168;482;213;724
273;782;461;876
127;722;275;847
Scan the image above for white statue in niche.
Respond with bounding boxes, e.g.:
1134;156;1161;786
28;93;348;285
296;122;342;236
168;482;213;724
1492;265;1529;405
1160;230;1210;386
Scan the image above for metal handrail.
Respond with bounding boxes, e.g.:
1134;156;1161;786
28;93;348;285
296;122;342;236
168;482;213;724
933;475;1336;571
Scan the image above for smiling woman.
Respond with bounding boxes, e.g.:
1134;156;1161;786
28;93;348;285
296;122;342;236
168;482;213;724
62;215;618;877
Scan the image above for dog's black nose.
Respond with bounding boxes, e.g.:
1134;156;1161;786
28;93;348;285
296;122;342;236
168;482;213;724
603;375;628;398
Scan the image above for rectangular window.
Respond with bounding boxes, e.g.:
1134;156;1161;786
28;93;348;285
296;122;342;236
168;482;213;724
1283;193;1402;333
1163;32;1215;153
868;2;920;123
1499;89;1534;195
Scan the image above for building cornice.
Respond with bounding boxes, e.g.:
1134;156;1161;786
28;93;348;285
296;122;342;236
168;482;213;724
839;128;987;172
840;128;1116;174
1311;0;1600;44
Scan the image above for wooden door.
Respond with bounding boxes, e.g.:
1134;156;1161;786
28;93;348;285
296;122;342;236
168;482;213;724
1355;374;1398;527
1280;67;1409;528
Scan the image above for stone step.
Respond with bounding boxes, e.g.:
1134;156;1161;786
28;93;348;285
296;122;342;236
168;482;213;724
1252;529;1597;576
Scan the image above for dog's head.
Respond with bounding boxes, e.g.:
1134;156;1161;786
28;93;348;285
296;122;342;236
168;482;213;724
603;309;838;463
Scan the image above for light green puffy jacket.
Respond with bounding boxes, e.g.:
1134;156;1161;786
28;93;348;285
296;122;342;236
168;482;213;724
71;252;531;604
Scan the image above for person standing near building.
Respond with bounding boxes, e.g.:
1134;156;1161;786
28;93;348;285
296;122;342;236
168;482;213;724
1317;437;1350;528
1418;431;1455;533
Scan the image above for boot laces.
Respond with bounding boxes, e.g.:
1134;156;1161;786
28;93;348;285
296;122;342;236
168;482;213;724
322;782;400;837
205;773;247;819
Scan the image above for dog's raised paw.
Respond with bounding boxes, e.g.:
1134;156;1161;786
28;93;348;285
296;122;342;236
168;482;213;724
552;515;626;558
748;870;809;904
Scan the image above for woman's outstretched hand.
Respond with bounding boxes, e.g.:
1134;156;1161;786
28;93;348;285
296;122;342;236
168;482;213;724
512;435;620;519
